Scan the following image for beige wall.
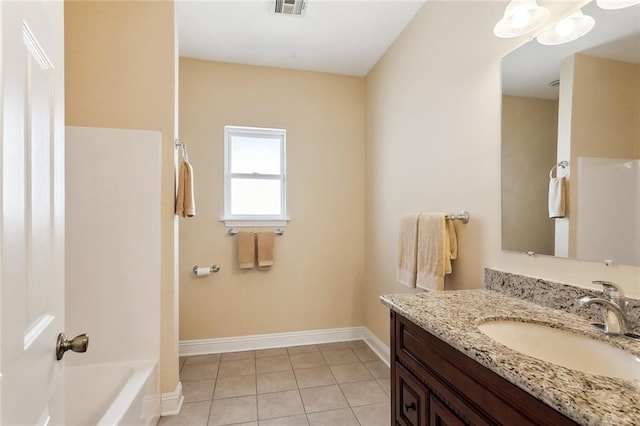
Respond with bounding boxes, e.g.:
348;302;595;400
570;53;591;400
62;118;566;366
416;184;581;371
178;59;365;339
571;54;640;160
363;1;640;346
502;95;557;255
65;1;179;394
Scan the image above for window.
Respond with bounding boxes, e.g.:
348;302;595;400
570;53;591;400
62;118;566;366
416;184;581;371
223;126;287;226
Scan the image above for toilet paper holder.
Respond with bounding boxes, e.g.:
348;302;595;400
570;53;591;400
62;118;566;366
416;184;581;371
193;265;220;275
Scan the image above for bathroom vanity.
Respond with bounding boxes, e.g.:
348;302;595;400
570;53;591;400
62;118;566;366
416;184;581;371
390;311;576;425
381;274;640;426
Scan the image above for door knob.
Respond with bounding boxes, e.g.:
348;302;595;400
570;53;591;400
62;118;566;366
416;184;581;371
56;333;89;360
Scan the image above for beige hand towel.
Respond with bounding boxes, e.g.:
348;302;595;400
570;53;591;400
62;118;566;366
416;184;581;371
416;212;457;291
237;231;255;269
548;176;566;218
257;231;275;268
175;162;185;217
397;213;420;287
175;160;196;217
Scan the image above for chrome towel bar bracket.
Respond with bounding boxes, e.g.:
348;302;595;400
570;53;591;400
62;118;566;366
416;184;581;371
446;211;469;224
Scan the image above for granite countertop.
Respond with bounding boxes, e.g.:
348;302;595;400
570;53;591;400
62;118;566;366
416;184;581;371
381;289;640;426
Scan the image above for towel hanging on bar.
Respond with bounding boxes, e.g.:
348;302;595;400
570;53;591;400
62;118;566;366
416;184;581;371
397;213;420;288
416;212;457;291
548;161;567;218
237;231;255;269
256;231;275;268
175;140;196;217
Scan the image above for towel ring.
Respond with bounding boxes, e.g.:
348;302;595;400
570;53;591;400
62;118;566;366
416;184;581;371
549;161;568;179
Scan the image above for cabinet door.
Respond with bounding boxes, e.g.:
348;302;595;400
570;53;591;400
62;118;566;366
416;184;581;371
430;394;465;426
396;363;428;426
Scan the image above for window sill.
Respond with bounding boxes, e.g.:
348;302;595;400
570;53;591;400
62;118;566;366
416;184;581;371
221;218;290;228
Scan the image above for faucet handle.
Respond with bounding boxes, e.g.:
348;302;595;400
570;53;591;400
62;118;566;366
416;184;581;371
593;280;625;306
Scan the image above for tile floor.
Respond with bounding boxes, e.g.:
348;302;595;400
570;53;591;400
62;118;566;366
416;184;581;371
158;340;390;426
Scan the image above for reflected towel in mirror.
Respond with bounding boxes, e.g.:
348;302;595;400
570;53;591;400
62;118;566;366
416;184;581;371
549;176;566;218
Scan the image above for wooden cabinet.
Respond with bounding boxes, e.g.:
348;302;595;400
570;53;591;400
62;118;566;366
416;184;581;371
390;311;578;426
430;394;465;426
395;363;427;426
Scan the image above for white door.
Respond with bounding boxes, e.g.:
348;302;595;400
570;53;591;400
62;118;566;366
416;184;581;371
1;1;66;425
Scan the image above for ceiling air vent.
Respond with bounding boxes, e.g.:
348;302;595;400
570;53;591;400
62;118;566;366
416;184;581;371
273;0;307;16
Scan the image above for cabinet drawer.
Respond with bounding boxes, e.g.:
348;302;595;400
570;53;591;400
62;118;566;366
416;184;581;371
430;394;465;426
396;363;428;426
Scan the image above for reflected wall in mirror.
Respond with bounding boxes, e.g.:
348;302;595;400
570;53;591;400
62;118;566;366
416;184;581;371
501;2;640;266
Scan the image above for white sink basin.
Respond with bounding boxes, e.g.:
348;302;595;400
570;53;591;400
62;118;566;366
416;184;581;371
478;320;640;381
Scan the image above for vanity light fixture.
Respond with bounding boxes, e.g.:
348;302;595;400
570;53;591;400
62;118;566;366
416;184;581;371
537;10;595;45
493;0;550;38
596;0;640;9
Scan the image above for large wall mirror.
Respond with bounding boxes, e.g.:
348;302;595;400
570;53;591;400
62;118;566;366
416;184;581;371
501;1;640;266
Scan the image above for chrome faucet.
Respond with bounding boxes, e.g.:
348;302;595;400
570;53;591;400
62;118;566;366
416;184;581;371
576;281;629;335
594;280;627;310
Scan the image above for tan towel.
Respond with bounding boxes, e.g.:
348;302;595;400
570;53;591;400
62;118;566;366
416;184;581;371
447;219;458;264
416;212;458;291
237;231;255;269
397;213;420;287
256;231;275;268
175;160;196;217
548;176;566;218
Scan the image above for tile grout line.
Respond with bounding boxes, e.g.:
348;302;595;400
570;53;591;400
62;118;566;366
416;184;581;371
206;358;220;425
254;352;259;423
323;350;362;425
171;341;386;425
287;351;313;426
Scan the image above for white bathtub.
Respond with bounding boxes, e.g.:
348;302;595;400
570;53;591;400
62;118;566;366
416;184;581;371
65;360;160;426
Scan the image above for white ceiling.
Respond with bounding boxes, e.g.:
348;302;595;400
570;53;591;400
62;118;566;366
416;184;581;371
176;0;426;77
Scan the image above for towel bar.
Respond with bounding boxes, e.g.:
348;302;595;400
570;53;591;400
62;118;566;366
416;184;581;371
446;211;469;224
227;228;284;236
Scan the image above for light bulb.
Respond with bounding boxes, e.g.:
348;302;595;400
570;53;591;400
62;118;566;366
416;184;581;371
494;0;550;38
510;8;532;29
555;18;576;36
536;9;594;45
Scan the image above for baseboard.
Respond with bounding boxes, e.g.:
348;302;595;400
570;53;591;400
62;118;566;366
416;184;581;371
180;326;369;356
180;326;390;366
363;328;390;367
160;381;184;417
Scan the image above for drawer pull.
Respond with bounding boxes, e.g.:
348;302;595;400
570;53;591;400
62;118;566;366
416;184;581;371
404;402;417;412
